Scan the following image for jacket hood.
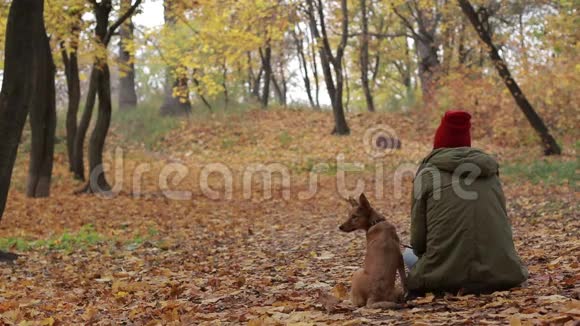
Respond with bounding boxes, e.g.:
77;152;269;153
421;147;499;177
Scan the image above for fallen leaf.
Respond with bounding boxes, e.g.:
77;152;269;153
318;291;340;312
332;283;349;300
414;293;435;304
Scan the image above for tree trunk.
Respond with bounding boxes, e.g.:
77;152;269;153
249;51;263;99
61;41;81;173
279;63;288;106
222;60;229;109
457;19;469;65
260;44;272;108
271;72;286;106
0;0;47;219
517;11;528;71
308;0;336;105
118;0;138;110
77;2;113;193
307;0;350;134
371;52;380;85
458;0;561;155
73;66;98;181
343;57;350;113
27;27;56;198
77;0;142;194
441;25;454;75
359;0;375;112
160;67;192;116
246;52;254;95
308;31;321;109
292;29;316;108
252;67;263;99
415;37;439;105
403;36;413;96
330;0;350;134
85;63;113;192
393;4;440;106
160;0;191;116
191;71;212;110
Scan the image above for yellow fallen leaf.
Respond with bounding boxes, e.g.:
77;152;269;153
41;317;55;326
82;307;98;322
2;310;20;322
414;293;435;304
332;283;349;300
115;291;129;298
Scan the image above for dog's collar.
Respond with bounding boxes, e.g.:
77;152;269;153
369;219;385;227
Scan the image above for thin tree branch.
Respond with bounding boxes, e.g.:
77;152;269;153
348;32;408;39
177;15;199;35
134;26;171;67
335;0;348;62
104;0;142;45
316;0;336;66
391;5;423;41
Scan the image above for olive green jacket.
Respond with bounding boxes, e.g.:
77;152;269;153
408;147;528;293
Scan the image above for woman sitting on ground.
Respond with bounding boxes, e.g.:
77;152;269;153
403;110;528;295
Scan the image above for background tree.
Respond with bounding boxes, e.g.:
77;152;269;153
0;0;52;216
151;0;293;111
291;27;317;109
260;42;273;108
159;0;191;116
458;0;561;155
74;0;143;193
46;0;86;173
392;0;444;107
306;0;350;135
118;0;138;110
359;0;375;112
0;0;569;155
26;13;56;198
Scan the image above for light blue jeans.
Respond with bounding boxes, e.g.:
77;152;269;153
403;248;419;269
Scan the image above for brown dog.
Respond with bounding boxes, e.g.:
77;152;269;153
339;193;407;309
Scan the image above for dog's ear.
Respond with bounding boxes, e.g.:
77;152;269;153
347;197;358;207
359;193;372;211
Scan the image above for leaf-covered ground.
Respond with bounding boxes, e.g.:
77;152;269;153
0;110;578;325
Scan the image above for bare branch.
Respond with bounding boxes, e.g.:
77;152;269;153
348;32;408;39
177;15;199;35
316;0;336;65
134;25;171;67
335;0;349;62
391;5;423;41
104;0;143;45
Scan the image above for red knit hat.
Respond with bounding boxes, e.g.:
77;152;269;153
433;110;472;149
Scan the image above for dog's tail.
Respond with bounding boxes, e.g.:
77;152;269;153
366;301;403;310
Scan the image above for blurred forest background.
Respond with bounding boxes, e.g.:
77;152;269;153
0;0;578;151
